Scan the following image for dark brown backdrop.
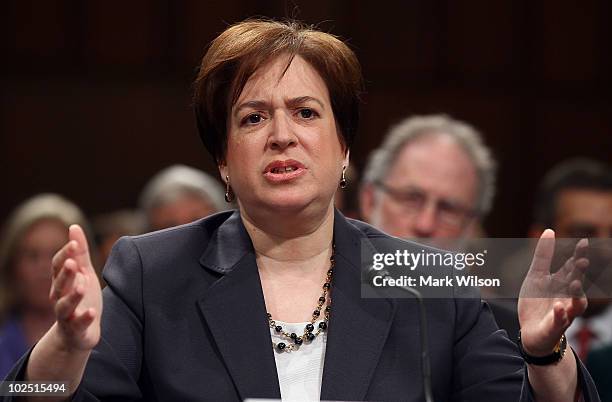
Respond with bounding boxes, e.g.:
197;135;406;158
2;0;611;235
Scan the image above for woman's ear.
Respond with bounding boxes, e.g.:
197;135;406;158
343;149;350;168
218;160;228;183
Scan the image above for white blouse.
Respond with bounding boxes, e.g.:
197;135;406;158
270;320;328;401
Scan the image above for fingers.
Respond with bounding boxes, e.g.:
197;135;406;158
51;225;96;284
521;237;591;354
50;259;78;301
55;286;97;330
71;308;97;333
560;238;589;274
48;229;101;351
575;238;589;258
557;256;589;282
569;257;589;280
571;299;588;322
553;302;570;329
51;240;78;278
57;304;97;339
68;225;94;274
556;239;590;295
55;284;84;320
529;229;556;274
551;285;587;331
569;239;590;292
567;279;588;317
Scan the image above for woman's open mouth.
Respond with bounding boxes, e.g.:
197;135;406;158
263;159;307;183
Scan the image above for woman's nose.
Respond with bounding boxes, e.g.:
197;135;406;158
268;113;298;150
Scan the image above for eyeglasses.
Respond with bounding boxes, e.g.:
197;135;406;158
374;181;477;228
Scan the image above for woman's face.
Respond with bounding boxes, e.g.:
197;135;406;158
13;219;68;312
221;55;348;215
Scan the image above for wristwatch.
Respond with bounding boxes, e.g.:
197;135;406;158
517;331;567;365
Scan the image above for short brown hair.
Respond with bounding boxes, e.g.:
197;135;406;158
193;19;364;163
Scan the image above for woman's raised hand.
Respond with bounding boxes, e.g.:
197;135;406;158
50;224;102;351
518;229;589;356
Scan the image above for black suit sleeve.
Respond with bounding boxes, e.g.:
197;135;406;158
75;236;145;401
449;299;525;401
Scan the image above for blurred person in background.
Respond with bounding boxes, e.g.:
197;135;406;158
359;114;520;339
0;194;96;379
92;210;146;267
359;114;494;240
529;158;612;361
139;164;227;231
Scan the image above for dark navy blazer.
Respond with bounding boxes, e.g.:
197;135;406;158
3;210;600;401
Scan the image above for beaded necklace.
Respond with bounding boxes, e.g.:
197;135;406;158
267;245;334;352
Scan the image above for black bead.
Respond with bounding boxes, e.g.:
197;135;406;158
327;269;333;275
323;282;331;289
319;321;327;330
275;325;283;333
267;312;272;318
277;342;286;351
313;310;320;317
290;333;297;339
306;323;315;332
294;338;303;345
306;333;316;341
325;306;331;312
318;297;325;305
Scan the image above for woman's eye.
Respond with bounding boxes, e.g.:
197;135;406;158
299;108;315;119
246;114;262;124
241;113;264;125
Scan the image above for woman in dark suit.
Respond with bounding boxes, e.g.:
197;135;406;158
6;19;599;401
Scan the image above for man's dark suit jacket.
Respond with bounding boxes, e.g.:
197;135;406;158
3;210;600;401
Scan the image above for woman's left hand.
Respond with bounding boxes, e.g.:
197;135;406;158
518;229;590;356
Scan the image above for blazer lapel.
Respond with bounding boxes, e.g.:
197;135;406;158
196;210;396;401
197;212;281;400
320;211;397;401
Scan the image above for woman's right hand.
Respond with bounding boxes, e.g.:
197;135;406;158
50;224;102;351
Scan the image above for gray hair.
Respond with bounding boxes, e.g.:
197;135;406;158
362;114;497;215
139;164;227;215
0;193;93;320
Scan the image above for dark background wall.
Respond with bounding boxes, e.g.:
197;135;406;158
2;0;611;235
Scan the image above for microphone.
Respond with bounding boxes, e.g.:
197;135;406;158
364;267;434;402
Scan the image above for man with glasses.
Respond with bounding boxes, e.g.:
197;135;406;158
360;114;494;240
359;114;520;338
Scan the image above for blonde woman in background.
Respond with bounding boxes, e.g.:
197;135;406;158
0;194;96;378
